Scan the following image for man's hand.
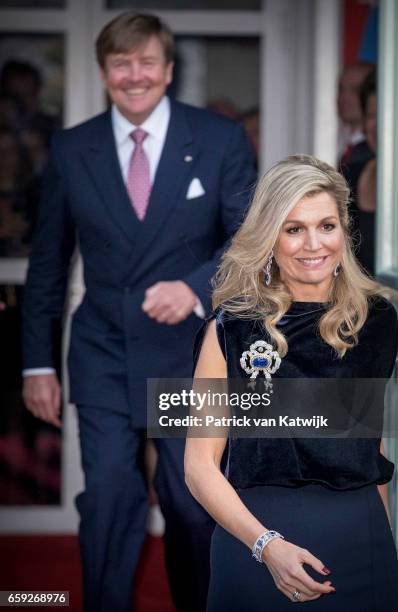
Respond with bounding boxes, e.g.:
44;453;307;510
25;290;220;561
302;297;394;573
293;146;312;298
22;373;62;428
142;281;198;324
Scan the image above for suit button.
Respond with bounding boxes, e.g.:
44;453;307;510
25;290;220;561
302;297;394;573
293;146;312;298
124;287;130;294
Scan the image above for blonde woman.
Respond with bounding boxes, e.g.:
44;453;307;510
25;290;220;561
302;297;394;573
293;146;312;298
185;155;398;610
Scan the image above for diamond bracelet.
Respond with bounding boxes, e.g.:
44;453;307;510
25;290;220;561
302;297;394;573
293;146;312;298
252;530;284;563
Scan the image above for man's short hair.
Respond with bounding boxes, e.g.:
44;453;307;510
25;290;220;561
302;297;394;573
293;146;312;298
96;12;174;69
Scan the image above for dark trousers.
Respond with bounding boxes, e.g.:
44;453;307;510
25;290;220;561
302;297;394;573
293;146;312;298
75;404;214;612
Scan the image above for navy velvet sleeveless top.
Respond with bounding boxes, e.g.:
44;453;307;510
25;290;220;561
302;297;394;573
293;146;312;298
195;297;398;491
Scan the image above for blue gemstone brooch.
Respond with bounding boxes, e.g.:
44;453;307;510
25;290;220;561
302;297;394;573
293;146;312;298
240;340;281;381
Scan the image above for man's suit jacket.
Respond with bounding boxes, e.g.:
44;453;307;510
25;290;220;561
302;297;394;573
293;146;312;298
23;99;256;426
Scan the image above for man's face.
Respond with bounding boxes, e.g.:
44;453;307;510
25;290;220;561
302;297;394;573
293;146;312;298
101;35;173;125
337;65;371;127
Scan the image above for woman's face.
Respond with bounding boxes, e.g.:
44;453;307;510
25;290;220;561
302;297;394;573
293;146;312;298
273;191;344;301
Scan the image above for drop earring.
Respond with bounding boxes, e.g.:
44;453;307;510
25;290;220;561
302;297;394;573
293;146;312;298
265;250;274;286
333;263;341;277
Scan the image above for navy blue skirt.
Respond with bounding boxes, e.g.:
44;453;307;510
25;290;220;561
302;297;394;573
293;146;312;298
207;484;398;611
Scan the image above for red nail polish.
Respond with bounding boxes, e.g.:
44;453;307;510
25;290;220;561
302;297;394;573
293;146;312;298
322;566;331;575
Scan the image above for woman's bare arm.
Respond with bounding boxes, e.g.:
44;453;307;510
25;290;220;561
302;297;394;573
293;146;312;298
185;320;335;601
185;320;266;549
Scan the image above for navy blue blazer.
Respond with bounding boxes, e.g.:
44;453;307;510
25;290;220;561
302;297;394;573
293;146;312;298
22;99;256;425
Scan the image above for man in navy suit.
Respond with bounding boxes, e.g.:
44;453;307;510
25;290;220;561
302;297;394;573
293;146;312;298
22;12;256;612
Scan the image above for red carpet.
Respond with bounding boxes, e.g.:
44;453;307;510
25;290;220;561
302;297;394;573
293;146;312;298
0;535;175;611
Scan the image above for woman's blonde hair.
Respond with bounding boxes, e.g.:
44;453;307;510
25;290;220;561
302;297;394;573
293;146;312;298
213;154;385;357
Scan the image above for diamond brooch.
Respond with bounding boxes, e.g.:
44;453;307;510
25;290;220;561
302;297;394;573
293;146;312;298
240;340;281;388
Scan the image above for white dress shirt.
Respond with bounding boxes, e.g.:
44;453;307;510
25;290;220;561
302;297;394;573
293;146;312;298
24;97;203;377
112;95;170;184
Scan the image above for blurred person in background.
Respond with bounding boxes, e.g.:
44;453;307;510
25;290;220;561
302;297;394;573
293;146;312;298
0;60;59;143
341;69;377;275
355;69;377;275
337;61;374;168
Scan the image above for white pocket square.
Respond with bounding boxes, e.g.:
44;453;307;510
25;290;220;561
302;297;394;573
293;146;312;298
186;178;205;199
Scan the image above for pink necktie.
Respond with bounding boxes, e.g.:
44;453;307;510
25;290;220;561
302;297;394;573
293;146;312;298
127;128;150;220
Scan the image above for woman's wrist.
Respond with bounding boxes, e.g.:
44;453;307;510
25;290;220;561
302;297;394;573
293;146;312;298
261;535;286;563
251;529;285;563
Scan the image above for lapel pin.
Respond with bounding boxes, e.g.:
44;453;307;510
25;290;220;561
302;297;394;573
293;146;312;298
184;155;193;162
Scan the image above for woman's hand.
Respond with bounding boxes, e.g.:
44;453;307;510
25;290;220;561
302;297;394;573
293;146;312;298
262;537;336;603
